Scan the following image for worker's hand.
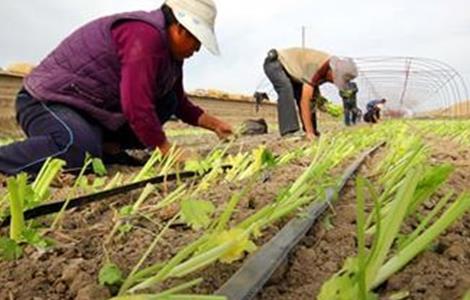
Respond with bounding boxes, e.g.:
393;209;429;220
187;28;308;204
214;121;233;141
158;140;172;156
314;130;321;137
197;113;233;141
306;132;316;141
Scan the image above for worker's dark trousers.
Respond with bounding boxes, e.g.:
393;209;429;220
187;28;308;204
264;56;319;136
364;108;379;123
344;108;353;126
342;99;358;126
263;56;300;136
375;109;381;120
0;88;177;175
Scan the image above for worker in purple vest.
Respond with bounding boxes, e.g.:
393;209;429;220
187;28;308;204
0;0;233;175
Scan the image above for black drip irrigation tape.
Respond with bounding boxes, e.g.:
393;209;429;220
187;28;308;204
0;165;233;228
215;142;385;300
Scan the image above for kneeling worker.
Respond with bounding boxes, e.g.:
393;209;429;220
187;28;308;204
0;0;233;175
263;47;358;140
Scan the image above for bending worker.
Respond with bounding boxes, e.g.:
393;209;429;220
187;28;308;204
364;98;387;123
263;47;358;140
0;0;233;175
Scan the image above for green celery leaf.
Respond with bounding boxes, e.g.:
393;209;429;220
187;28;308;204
118;223;133;235
181;199;215;230
92;158;107;176
0;237;22;260
99;263;123;286
22;228;55;250
119;205;134;217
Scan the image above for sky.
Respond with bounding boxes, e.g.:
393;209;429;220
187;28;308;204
1;0;469;108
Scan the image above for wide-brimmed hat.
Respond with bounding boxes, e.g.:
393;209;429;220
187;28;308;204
165;0;220;55
329;57;358;90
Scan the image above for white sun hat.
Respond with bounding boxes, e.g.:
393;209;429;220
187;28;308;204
165;0;220;55
329;57;358;90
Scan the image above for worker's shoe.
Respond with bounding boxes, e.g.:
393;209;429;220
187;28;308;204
281;130;305;140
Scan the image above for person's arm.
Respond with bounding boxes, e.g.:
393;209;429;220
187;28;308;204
174;76;233;139
299;83;315;140
113;21;169;154
197;113;233;139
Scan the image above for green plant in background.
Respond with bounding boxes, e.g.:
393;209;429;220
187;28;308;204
0;137;15;146
313;95;343;118
414;119;470;146
166;127;211;138
325;102;343;118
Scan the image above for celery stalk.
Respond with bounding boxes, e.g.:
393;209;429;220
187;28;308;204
373;193;470;289
7;174;27;242
365;167;421;288
356;177;367;300
32;158;65;204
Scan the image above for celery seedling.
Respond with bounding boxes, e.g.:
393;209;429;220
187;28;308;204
7;173;28;242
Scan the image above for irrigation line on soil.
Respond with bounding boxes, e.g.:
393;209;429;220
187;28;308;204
0;165;233;228
215;142;385;300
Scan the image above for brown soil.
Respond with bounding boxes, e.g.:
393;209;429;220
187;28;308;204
257;135;470;300
0;108;468;300
0;134;315;300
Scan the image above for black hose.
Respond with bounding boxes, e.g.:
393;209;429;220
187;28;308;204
0;165;233;228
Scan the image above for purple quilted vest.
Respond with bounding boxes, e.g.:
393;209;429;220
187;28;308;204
24;9;181;130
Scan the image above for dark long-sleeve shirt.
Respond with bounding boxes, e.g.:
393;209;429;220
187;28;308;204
112;21;204;147
367;99;382;111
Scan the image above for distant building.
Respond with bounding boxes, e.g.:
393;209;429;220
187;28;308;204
188;89;253;102
0;70;24;111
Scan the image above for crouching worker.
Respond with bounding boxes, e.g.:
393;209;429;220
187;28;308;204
364;99;387;123
0;0;233;176
263;47;358;140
